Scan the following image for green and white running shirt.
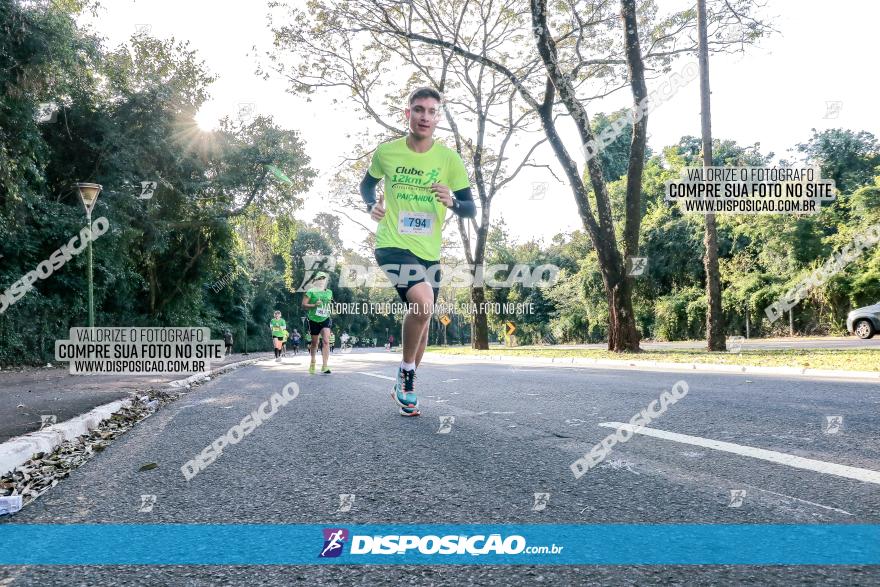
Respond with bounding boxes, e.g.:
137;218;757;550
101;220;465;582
270;318;286;337
306;289;333;322
368;137;470;261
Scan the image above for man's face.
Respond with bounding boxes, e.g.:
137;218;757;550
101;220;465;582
274;313;280;319
405;97;441;140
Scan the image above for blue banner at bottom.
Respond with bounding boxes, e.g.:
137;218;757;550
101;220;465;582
0;524;878;565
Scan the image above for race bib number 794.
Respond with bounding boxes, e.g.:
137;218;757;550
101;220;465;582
398;211;434;236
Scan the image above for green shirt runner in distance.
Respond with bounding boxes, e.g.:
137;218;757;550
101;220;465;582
306;289;333;322
368;137;470;261
270;318;286;337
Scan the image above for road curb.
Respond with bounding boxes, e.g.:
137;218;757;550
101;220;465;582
166;357;262;388
430;352;880;381
0;357;263;477
0;399;132;478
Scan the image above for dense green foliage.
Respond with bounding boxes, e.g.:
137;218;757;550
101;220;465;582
483;125;880;344
0;1;323;363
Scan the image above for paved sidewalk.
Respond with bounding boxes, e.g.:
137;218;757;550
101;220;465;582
0;353;270;443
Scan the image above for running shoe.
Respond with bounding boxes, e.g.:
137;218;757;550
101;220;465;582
309;362;316;374
392;368;419;416
322;366;331;374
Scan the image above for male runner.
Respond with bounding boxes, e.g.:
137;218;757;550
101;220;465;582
269;311;286;362
302;271;333;374
223;329;233;357
291;328;302;355
360;86;476;416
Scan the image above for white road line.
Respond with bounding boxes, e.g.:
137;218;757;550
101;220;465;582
357;372;395;381
598;422;880;485
750;486;854;516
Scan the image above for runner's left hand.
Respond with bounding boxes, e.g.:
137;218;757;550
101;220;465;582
432;183;453;208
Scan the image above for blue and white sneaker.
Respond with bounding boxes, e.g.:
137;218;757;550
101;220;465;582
392;368;420;416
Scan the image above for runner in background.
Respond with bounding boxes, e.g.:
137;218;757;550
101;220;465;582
269;311;287;362
302;271;333;374
329;331;336;353
360;86;476;416
223;329;234;357
291;328;302;355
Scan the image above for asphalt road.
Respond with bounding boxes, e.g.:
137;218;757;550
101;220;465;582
2;350;879;585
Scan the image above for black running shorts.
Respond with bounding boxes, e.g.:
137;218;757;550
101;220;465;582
308;318;332;336
374;247;440;303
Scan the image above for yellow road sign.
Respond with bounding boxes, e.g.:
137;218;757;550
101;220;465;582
440;315;451;326
505;321;516;336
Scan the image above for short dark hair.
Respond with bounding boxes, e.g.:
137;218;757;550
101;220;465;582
408;87;441;105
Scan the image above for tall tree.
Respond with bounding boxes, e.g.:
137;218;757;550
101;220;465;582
796;129;880;196
697;0;725;351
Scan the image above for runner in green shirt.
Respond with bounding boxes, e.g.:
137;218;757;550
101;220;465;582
269;311;286;362
301;271;333;374
360;86;476;416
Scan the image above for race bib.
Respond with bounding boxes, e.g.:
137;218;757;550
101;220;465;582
398;211;434;236
315;305;330;318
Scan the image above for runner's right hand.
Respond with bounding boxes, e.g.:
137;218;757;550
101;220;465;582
370;199;385;221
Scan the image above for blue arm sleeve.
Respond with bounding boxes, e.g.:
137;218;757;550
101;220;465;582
360;171;380;207
452;187;476;219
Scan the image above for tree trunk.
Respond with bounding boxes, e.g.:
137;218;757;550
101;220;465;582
471;285;489;350
603;263;641;352
697;0;726;351
148;259;157;316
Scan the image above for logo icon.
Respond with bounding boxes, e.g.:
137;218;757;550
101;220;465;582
39;415;57;430
532;492;550;511
530;182;548;200
139;180;157;200
319;528;349;558
337;494;354;512
823;415;843;435
138;494;157;513
437;416;455;434
627;257;648;276
236;102;256;124
727;335;744;353
823;101;843;119
728;489;746;508
296;255;336;292
35;102;59;124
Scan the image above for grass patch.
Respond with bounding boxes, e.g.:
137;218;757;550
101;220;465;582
426;345;880;372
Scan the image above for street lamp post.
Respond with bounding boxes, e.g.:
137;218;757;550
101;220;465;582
242;299;249;356
75;183;102;328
